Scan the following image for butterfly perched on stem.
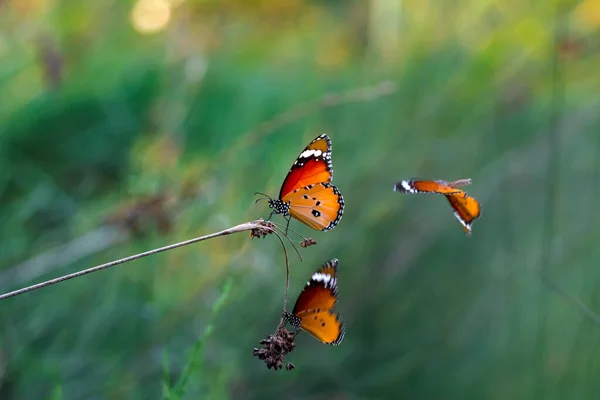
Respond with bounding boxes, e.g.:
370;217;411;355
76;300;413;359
284;258;345;346
393;178;481;235
256;134;344;232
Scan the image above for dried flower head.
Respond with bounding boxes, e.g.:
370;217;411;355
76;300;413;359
299;237;317;248
252;325;297;371
250;220;276;239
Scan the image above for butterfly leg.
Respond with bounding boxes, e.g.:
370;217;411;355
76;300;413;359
266;210;275;222
284;215;291;236
292;328;300;338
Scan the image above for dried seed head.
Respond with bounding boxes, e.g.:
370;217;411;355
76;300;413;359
299;237;317;248
250;220;276;239
252;325;297;371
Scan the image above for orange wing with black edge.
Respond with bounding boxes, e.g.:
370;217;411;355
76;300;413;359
296;310;345;346
278;134;333;200
394;177;481;235
393;178;469;195
445;192;481;235
285;183;344;231
286;258;345;346
262;134;344;231
292;258;339;313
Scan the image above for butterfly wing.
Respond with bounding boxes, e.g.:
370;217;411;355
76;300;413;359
297;310;345;346
278;134;333;200
289;259;345;345
292;258;339;313
394;179;465;195
446;178;472;189
284;183;344;231
394;177;480;235
445;192;482;235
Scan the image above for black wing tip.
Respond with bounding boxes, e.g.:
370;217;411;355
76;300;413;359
311;133;332;153
313;133;331;141
393;179;413;193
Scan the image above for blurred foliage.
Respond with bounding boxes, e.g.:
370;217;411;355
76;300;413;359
1;0;600;399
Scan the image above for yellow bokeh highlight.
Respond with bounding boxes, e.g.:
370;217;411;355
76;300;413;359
575;0;600;28
131;0;172;34
9;0;49;16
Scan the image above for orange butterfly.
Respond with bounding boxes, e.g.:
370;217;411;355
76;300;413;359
284;258;345;346
256;134;344;232
393;178;481;235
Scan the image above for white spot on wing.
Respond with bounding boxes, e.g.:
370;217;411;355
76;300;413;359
299;149;323;159
311;272;332;284
400;180;416;193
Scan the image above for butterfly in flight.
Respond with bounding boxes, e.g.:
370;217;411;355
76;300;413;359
256;134;344;232
393;178;482;235
284;258;345;346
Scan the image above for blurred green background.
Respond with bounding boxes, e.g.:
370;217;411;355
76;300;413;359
2;0;600;398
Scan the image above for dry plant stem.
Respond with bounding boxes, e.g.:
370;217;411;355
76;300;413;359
0;226;128;287
271;224;303;262
1;192;200;288
271;231;291;315
270;221;304;242
0;220;274;302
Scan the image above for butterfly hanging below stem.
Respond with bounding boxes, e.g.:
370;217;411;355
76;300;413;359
282;258;345;346
253;258;345;371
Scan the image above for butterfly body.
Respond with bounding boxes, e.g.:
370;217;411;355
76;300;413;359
263;134;344;231
284;258;345;346
393;178;481;235
267;198;290;216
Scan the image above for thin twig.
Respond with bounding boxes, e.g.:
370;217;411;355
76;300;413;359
0;226;128;288
1;191;198;289
269;229;291;316
269;220;305;242
269;223;303;262
0;220;274;302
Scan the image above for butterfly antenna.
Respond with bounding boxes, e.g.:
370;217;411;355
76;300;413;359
254;192;273;203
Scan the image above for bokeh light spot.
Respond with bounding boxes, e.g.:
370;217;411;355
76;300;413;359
575;0;600;29
131;0;171;34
